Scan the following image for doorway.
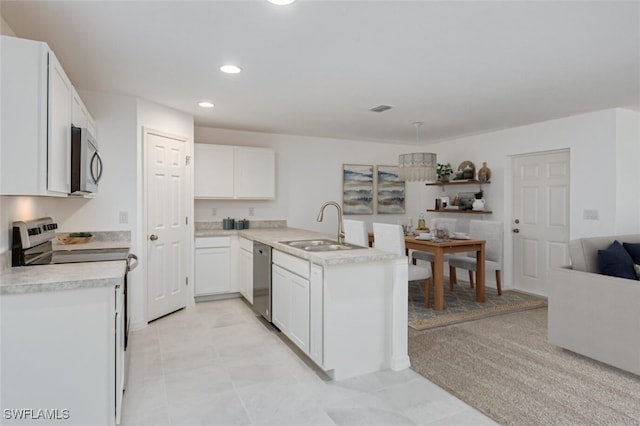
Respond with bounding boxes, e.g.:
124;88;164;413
511;149;570;296
144;128;188;321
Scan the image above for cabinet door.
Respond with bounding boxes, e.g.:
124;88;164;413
71;89;88;128
271;265;290;334
194;144;234;198
289;273;310;353
239;248;254;303
194;247;231;295
235;147;275;199
0;36;49;196
47;51;72;194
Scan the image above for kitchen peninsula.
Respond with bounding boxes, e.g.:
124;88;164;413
196;226;411;380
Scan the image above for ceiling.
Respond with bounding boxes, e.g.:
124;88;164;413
2;1;639;145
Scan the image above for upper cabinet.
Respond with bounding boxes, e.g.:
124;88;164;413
194;143;276;200
0;35;96;197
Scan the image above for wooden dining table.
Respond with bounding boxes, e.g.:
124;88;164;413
404;236;486;311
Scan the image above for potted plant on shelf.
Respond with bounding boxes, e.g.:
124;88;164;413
436;163;454;182
473;189;485;211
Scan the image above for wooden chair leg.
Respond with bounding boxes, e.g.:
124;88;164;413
449;266;456;290
425;277;431;308
469;270;475;288
496;270;502;295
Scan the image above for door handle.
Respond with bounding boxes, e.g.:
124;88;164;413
150;234;159;241
513;229;520;233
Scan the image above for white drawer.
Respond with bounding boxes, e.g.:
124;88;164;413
195;237;231;248
239;237;253;252
273;249;310;279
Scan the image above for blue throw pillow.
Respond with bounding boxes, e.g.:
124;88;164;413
622;242;640;264
597;240;638;280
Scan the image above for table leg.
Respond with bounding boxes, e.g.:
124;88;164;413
433;249;445;310
476;246;485;303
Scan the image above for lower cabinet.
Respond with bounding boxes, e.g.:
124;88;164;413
194;237;231;296
272;251;311;354
1;284;123;425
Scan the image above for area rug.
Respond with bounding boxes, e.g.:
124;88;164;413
408;280;547;330
409;308;640;425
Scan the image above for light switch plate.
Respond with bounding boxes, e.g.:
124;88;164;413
119;211;128;224
583;209;599;220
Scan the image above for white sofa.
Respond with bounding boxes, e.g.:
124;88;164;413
548;234;640;375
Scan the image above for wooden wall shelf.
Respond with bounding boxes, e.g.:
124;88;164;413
427;209;492;214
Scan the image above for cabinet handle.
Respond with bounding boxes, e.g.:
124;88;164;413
513;229;520;233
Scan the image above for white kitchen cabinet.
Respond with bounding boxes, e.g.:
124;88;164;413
238;238;254;303
195;237;232;296
235;147;276;199
72;88;97;138
0;35;94;196
309;264;324;366
47;51;73;194
194;143;275;199
1;284;124;425
272;250;310;354
194;144;235;198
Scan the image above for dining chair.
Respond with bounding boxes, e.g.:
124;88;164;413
411;218;458;269
373;223;433;306
343;219;368;247
448;220;503;295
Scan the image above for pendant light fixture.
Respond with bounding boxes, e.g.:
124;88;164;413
398;122;437;182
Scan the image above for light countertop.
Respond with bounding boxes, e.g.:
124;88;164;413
0;260;127;295
196;227;403;266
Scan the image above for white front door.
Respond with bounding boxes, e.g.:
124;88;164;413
512;149;570;296
146;130;188;321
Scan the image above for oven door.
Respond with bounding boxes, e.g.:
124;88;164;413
71;127;103;194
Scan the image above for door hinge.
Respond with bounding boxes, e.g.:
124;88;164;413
186;155;191;166
185;216;189;225
185;277;189;286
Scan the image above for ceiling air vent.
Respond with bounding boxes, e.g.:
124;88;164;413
369;104;393;113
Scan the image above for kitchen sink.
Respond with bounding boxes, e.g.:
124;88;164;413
281;239;365;252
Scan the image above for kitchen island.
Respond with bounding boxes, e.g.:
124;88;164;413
196;226;411;380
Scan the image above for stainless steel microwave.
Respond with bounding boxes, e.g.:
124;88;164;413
70;126;102;195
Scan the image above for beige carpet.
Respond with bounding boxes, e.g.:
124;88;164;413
409;308;640;425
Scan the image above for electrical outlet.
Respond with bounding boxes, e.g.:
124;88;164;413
119;211;128;224
583;209;599;220
249;207;255;216
211;208;217;216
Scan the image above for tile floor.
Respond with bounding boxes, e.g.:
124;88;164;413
121;298;496;426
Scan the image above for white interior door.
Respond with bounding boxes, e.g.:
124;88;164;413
512;150;570;296
146;130;187;321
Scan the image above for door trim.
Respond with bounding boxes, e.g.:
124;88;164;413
506;148;570;295
141;126;193;324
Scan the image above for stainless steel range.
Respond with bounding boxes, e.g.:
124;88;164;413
12;217;130;266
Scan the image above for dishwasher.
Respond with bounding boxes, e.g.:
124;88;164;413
253;242;272;322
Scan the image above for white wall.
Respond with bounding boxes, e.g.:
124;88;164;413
193;127;425;235
421;107;639;291
615;108;640;235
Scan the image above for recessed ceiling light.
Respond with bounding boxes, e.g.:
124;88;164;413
219;64;242;74
198;101;214;108
267;0;296;5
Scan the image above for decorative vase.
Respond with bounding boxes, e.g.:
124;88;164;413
478;162;492;182
472;199;485;211
439;174;450;183
462;165;474;179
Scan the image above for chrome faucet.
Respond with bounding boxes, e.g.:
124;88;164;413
316;201;345;243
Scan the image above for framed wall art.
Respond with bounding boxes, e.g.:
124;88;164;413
376;165;405;214
342;164;374;215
